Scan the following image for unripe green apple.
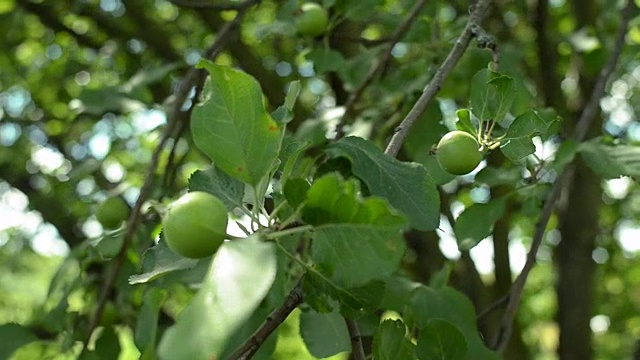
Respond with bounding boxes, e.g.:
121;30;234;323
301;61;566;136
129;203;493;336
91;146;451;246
162;191;228;259
436;131;483;175
296;3;329;37
96;196;130;229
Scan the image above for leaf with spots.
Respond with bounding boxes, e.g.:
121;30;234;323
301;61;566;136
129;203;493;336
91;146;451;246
191;60;284;186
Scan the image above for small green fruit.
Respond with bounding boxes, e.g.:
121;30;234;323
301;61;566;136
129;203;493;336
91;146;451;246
162;191;228;259
296;3;329;37
436;131;483;175
96;196;130;229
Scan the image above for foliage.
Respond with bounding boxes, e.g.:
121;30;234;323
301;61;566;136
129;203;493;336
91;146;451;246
1;1;640;360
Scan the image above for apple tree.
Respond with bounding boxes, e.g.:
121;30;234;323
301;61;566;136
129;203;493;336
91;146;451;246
1;1;639;360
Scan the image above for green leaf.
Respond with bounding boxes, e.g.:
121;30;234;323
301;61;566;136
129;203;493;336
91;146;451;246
487;74;516;123
579;140;640;179
93;326;121;360
326;136;440;230
121;63;182;94
311;224;405;287
551;139;579;173
188;166;245;211
307;48;347;74
469;68;516;122
300;173;407;287
88;230;124;260
191;60;284;186
454;108;476;135
302;173;406;226
299;309;351;358
272;81;301;124
0;323;38;359
454;197;507;251
303;270;385;316
404;101;445;159
134;288;166;356
279;138;311;185
500;110;557;161
158;236;277;360
372;320;415;360
128;240;200;285
380;277;421;313
410;286;499;360
284;81;301;111
77;87;144;115
313;224;406;288
475;166;522;187
416;319;467;360
283;178;310;209
334;0;384;21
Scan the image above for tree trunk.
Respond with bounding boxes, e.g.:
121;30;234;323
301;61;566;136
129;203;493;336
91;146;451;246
556;160;600;360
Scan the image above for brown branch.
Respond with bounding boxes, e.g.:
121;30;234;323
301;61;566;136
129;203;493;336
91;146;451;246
226;283;304;360
335;0;428;139
81;12;250;353
491;1;636;351
384;0;493;157
345;318;366;360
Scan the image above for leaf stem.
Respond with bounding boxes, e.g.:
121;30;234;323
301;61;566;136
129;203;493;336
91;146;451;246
265;225;314;241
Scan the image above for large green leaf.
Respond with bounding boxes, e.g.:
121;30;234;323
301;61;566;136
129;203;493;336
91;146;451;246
301;173;407;287
191;60;284;186
469;68;516;122
0;324;38;359
372;319;415;360
299;309;351;358
128;240;200;285
579;140;640;179
409;286;499;360
454;197;507;250
326;136;440;230
500;110;558;161
312;224;406;288
135;288;166;359
157;236;277;360
416;319;467;360
188;166;245;211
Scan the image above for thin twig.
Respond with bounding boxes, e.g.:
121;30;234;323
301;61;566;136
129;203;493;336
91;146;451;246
476;293;509;322
491;1;636;351
226;283;304;360
82;11;250;353
334;0;429;139
345;318;366;360
384;0;492;157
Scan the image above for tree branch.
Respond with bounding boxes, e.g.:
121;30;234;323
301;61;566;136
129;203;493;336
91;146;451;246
335;0;428;138
82;12;249;352
226;283;304;360
384;0;492;157
491;1;636;351
345;318;366;360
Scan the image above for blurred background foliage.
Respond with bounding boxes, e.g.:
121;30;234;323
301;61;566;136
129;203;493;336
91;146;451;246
0;0;639;359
